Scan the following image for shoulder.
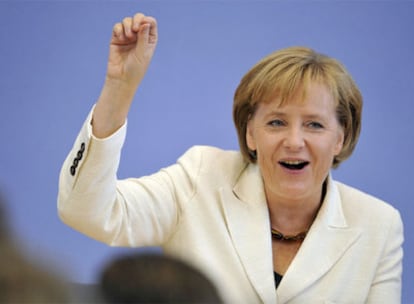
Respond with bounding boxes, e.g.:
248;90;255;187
179;145;243;164
333;180;402;226
334;180;397;212
177;145;247;181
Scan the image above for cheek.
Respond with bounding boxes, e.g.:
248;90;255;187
255;134;281;164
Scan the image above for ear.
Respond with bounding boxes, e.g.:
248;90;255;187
334;127;344;155
246;118;257;151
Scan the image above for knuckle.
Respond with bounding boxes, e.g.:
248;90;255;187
147;16;157;25
113;23;121;31
133;12;145;20
113;23;122;36
122;17;132;25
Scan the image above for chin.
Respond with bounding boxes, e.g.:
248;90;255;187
278;183;313;200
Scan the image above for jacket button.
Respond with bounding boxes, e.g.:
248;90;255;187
80;142;85;152
77;150;83;160
70;165;76;176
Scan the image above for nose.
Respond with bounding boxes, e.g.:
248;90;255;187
283;126;305;150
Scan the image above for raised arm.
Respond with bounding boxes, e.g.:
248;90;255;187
93;13;158;138
58;13;168;246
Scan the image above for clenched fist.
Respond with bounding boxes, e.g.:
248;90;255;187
107;13;158;84
93;13;158;138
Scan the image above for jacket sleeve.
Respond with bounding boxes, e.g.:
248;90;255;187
57;107;198;247
366;208;404;304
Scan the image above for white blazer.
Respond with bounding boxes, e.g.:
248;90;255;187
58;109;403;304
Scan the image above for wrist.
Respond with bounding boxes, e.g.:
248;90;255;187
92;79;136;138
103;76;138;99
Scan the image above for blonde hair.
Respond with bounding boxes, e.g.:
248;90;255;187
233;46;362;168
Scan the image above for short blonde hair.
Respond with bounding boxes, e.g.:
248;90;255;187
233;46;362;168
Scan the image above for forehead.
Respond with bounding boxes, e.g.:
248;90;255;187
261;82;336;110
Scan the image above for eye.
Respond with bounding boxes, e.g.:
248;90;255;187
307;121;324;129
268;119;285;127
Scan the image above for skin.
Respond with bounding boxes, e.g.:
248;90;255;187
246;83;344;274
92;13;158;138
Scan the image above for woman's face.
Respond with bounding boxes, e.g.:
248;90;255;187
246;82;344;205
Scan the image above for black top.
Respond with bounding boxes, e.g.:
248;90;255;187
274;272;283;289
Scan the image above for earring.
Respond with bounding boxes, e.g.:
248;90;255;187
248;149;257;160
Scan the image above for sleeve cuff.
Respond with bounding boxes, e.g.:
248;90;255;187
86;104;128;146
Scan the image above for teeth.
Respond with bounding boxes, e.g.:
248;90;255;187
279;160;309;170
282;160;305;165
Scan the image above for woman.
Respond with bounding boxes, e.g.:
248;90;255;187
58;13;403;303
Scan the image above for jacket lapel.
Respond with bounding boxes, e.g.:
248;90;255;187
219;164;362;304
219;163;277;303
277;176;362;303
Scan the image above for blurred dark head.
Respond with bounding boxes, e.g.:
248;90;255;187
0;191;71;303
100;253;223;303
0;192;10;243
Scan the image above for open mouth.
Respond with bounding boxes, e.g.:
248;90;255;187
279;160;309;170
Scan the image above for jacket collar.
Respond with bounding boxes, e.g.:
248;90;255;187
220;163;276;303
277;175;362;303
220;163;361;304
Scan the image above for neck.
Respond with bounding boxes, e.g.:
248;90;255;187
267;182;326;234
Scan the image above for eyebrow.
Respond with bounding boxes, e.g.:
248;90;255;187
264;111;327;121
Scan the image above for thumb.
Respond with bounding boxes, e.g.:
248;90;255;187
135;23;154;59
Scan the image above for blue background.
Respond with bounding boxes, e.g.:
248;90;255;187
0;0;413;302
